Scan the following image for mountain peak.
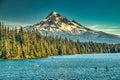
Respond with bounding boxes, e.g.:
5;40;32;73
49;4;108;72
34;11;86;32
46;11;59;19
51;11;58;15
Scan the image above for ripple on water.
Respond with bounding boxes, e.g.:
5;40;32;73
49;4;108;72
0;54;120;80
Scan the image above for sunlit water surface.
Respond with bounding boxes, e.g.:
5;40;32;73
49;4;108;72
0;53;120;80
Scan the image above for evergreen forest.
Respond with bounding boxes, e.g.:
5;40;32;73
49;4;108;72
0;22;120;59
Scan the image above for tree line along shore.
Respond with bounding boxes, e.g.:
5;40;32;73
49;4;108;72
0;23;120;59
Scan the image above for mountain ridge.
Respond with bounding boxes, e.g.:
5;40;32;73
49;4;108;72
25;11;120;44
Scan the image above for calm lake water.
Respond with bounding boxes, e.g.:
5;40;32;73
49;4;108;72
0;53;120;80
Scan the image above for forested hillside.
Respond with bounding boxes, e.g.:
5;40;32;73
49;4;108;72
0;23;120;59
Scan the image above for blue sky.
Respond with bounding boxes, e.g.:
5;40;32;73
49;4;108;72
0;0;120;35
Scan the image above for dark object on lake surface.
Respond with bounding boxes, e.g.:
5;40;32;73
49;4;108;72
95;66;98;71
105;66;109;71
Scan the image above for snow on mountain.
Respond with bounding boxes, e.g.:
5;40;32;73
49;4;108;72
25;11;120;44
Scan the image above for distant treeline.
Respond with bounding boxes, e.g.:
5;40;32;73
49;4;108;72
0;23;120;59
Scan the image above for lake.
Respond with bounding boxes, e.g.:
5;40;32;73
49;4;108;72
0;53;120;80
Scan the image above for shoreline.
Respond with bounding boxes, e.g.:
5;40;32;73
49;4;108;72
0;53;120;60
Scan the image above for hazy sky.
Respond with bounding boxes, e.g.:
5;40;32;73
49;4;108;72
0;0;120;35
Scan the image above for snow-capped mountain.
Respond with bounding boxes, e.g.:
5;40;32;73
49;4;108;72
25;11;120;44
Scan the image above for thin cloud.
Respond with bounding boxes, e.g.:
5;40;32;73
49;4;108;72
0;20;32;27
88;25;120;35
